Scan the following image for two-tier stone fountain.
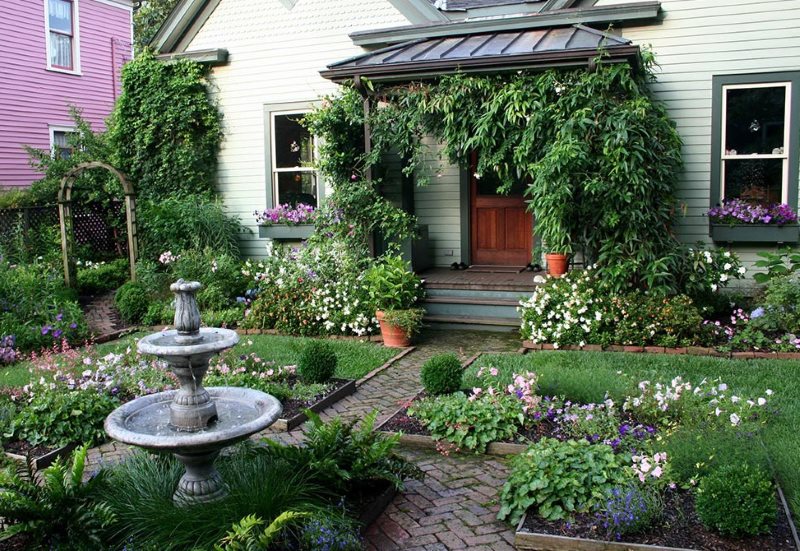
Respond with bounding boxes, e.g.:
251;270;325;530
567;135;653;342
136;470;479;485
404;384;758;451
105;280;282;505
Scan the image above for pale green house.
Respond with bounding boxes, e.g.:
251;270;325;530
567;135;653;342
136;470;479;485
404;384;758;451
154;0;800;328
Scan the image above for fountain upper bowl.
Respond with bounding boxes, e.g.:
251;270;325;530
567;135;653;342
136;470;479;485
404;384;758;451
137;328;239;360
104;387;282;454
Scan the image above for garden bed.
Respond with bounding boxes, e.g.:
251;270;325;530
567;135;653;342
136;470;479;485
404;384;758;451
522;341;800;360
514;488;799;551
376;389;530;455
3;441;79;470
351;479;399;531
272;377;356;431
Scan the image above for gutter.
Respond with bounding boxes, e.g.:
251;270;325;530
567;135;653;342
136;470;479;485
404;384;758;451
350;1;660;46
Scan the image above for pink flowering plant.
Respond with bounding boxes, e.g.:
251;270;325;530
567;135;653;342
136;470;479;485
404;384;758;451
254;203;316;226
708;199;798;226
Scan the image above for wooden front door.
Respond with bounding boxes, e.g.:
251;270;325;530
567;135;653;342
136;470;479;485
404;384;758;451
470;155;533;266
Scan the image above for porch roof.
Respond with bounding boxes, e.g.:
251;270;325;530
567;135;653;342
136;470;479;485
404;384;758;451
321;24;638;83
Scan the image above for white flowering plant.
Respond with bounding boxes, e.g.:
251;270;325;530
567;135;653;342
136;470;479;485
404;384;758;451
683;245;744;297
243;240;378;337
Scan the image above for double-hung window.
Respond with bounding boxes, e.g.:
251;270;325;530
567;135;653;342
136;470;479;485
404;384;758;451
50;127;76;159
712;72;800;209
46;0;78;72
270;111;318;207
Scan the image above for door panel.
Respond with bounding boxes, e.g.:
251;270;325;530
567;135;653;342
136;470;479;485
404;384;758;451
470;153;533;265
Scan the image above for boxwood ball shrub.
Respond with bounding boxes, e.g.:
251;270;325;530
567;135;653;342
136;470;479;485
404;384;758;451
695;463;776;537
298;340;337;384
115;282;150;324
420;353;462;395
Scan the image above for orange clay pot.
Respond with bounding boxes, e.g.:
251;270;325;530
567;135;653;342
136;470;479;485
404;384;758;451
376;310;411;348
545;253;569;278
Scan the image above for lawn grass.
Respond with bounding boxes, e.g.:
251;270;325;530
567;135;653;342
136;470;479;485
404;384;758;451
0;332;397;389
468;351;800;514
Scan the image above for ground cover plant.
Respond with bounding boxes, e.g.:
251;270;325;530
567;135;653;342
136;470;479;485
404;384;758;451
466;351;799;522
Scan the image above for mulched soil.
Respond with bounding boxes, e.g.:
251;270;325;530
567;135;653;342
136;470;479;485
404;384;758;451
2;440;58;458
279;377;351;420
0;534;31;550
521;489;797;551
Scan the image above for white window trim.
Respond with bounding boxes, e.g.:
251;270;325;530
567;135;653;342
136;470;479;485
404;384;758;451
49;125;77;158
45;0;82;75
720;81;791;204
270;109;319;207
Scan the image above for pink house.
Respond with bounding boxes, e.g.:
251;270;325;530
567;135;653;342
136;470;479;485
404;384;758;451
0;0;133;188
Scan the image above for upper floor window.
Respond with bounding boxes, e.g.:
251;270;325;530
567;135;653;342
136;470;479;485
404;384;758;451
271;111;318;207
46;0;79;72
711;72;800;212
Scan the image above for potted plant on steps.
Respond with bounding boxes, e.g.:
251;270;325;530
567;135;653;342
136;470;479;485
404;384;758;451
365;255;425;348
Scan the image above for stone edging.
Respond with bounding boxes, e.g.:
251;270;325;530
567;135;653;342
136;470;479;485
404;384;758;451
522;341;800;360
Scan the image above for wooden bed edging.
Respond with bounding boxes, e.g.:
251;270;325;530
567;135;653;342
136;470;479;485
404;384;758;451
522;341;800;360
4;441;79;471
272;378;357;432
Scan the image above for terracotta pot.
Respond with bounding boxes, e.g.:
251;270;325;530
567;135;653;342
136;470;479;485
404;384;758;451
545;253;569;278
376;310;411;348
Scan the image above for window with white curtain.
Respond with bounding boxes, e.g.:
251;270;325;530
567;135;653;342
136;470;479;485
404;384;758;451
51;128;76;159
46;0;77;71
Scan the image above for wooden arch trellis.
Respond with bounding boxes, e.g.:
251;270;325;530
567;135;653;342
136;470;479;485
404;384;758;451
58;161;138;288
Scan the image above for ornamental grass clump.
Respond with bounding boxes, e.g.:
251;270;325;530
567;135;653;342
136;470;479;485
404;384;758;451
298;341;337;384
694;464;776;537
420;353;462;395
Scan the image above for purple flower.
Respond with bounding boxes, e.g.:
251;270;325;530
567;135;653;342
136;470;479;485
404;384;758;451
41;325;51;335
69;322;78;329
53;329;63;338
55;313;63;321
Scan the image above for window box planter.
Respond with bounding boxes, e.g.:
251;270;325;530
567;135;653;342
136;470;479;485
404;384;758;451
710;224;800;244
258;224;314;240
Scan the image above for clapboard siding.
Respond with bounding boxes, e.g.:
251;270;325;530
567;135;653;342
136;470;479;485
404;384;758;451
0;0;132;188
414;138;463;267
185;0;410;259
593;0;800;266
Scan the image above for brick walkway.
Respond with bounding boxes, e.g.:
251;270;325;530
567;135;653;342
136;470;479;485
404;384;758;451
87;330;523;550
81;291;129;339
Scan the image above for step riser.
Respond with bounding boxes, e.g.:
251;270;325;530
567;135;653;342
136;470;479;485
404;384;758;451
424;288;531;301
423;301;520;320
426;322;518;333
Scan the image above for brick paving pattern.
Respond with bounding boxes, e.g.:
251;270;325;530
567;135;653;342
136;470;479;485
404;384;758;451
87;329;523;550
81;291;129;339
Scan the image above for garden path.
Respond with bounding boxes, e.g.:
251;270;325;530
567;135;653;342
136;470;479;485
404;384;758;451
81;291;129;339
87;330;522;550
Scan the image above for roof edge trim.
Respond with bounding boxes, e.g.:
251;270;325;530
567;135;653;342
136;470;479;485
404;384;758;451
350;1;660;46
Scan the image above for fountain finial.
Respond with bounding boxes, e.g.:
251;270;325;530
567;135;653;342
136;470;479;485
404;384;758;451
171;279;203;344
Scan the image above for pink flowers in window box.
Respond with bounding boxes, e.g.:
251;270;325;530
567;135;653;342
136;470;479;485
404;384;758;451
254;203;316;226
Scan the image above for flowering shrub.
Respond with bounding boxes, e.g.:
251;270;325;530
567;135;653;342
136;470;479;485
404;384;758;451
708;199;798;226
242;241;377;336
519;267;709;347
684;246;745;296
254;203;316;226
594;486;663;540
0;259;87;352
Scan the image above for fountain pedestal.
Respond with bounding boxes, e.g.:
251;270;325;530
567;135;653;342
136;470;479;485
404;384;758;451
104;279;282;506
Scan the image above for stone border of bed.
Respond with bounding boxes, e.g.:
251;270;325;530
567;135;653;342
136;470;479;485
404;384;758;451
522;341;800;360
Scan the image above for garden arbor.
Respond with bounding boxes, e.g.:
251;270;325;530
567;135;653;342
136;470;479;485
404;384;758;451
58;161;138;287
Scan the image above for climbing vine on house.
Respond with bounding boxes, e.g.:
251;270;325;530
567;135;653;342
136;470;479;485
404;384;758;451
309;51;684;293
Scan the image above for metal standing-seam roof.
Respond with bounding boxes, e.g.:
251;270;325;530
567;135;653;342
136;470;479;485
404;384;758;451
321;24;637;82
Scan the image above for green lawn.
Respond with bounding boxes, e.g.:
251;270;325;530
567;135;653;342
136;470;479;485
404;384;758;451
0;332;397;389
467;351;800;514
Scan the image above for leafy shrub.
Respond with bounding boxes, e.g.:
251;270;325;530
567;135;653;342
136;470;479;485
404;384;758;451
680;246;745;306
10;383;119;447
753;247;800;283
77;258;129;295
499;438;629;523
203;307;244;328
0;259;87;352
298;341;337;384
0;445;114;549
262;411;422;494
365;255;424;311
410;391;523;453
420;353;462;395
594;485;663;540
142;299;174;326
695;463;776;537
115;281;150;324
